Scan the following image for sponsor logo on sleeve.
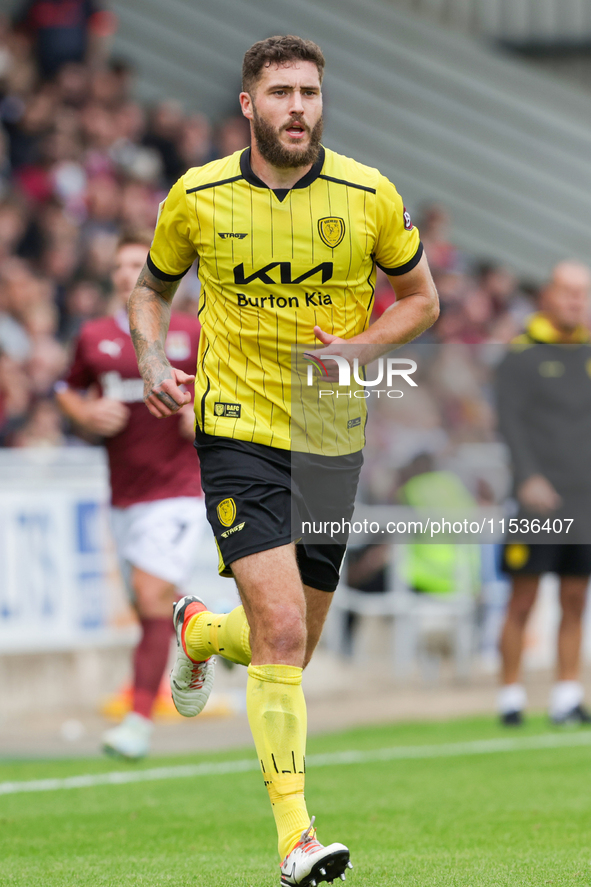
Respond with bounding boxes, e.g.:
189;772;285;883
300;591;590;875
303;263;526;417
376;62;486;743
403;207;414;231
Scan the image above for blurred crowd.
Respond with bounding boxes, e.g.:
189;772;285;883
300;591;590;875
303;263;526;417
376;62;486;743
0;7;539;450
373;203;535;343
0;7;250;448
364;206;541;508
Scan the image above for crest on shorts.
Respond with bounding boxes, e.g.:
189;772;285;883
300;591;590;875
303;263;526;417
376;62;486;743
505;544;529;570
318;217;345;249
217;498;236;528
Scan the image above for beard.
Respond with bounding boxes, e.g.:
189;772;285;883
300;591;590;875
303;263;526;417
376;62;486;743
252;106;323;169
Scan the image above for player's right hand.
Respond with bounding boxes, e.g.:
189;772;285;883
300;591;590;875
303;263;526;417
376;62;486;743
144;367;195;418
82;398;130;437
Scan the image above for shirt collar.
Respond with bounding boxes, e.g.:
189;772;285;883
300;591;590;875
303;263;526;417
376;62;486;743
239;146;325;197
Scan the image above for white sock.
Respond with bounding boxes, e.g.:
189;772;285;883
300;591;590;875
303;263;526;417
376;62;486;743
498;683;527;715
549;681;583;719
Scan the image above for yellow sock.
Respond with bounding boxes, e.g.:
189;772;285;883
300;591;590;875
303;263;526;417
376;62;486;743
247;663;310;861
185;605;251;665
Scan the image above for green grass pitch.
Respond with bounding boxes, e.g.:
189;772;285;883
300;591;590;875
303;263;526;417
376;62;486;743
1;715;591;886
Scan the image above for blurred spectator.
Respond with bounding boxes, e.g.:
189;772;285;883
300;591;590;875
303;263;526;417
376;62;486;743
418;203;462;273
216;114;250;157
0;257;34;359
0;347;30;442
54;60;88;107
59;276;104;340
13;0;116;78
7;83;56;172
0;198;28;258
143;99;185;185
477;262;535;332
0;126;11;197
397;452;480;596
82;172;120;236
12;395;65;446
496;260;591;728
178;113;214;170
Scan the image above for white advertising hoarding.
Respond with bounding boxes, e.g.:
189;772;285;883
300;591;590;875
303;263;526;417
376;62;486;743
0;449;132;653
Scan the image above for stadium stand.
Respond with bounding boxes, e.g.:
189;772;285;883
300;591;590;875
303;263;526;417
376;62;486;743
100;0;591;278
390;0;591;42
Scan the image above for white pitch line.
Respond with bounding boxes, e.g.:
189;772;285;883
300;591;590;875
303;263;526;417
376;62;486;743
2;730;591;797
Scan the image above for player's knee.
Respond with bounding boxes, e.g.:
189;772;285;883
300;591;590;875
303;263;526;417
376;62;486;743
258;607;306;658
132;572;176;617
562;591;586;620
509;591;536;622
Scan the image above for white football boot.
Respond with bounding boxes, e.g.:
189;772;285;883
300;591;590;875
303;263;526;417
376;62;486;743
102;712;153;760
280;817;352;886
170;595;215;717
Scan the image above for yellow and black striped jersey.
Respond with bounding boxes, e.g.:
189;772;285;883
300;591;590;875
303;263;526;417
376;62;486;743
149;145;422;453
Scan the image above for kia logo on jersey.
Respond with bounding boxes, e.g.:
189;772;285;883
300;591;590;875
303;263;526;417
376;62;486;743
233;261;334;285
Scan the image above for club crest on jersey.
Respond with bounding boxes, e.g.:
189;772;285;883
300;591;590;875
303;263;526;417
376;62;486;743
214;402;241;418
318;217;345;249
217;498;236;528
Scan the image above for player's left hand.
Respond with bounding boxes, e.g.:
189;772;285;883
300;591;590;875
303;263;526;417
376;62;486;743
305;326;379;381
145;367;195;418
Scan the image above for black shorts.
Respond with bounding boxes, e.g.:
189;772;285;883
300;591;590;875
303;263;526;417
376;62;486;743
502;543;591;576
194;424;362;593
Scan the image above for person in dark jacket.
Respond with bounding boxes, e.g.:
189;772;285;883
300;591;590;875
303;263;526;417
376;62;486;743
496;260;591;726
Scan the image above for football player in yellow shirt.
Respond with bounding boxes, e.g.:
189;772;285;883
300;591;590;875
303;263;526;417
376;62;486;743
128;35;438;886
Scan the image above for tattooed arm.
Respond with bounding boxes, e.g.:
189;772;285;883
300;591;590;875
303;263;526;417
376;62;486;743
128;263;195;418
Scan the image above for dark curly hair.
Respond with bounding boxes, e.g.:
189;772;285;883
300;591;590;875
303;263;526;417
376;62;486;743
242;35;325;93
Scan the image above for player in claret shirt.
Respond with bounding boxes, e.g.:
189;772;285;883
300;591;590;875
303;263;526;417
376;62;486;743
55;230;207;760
